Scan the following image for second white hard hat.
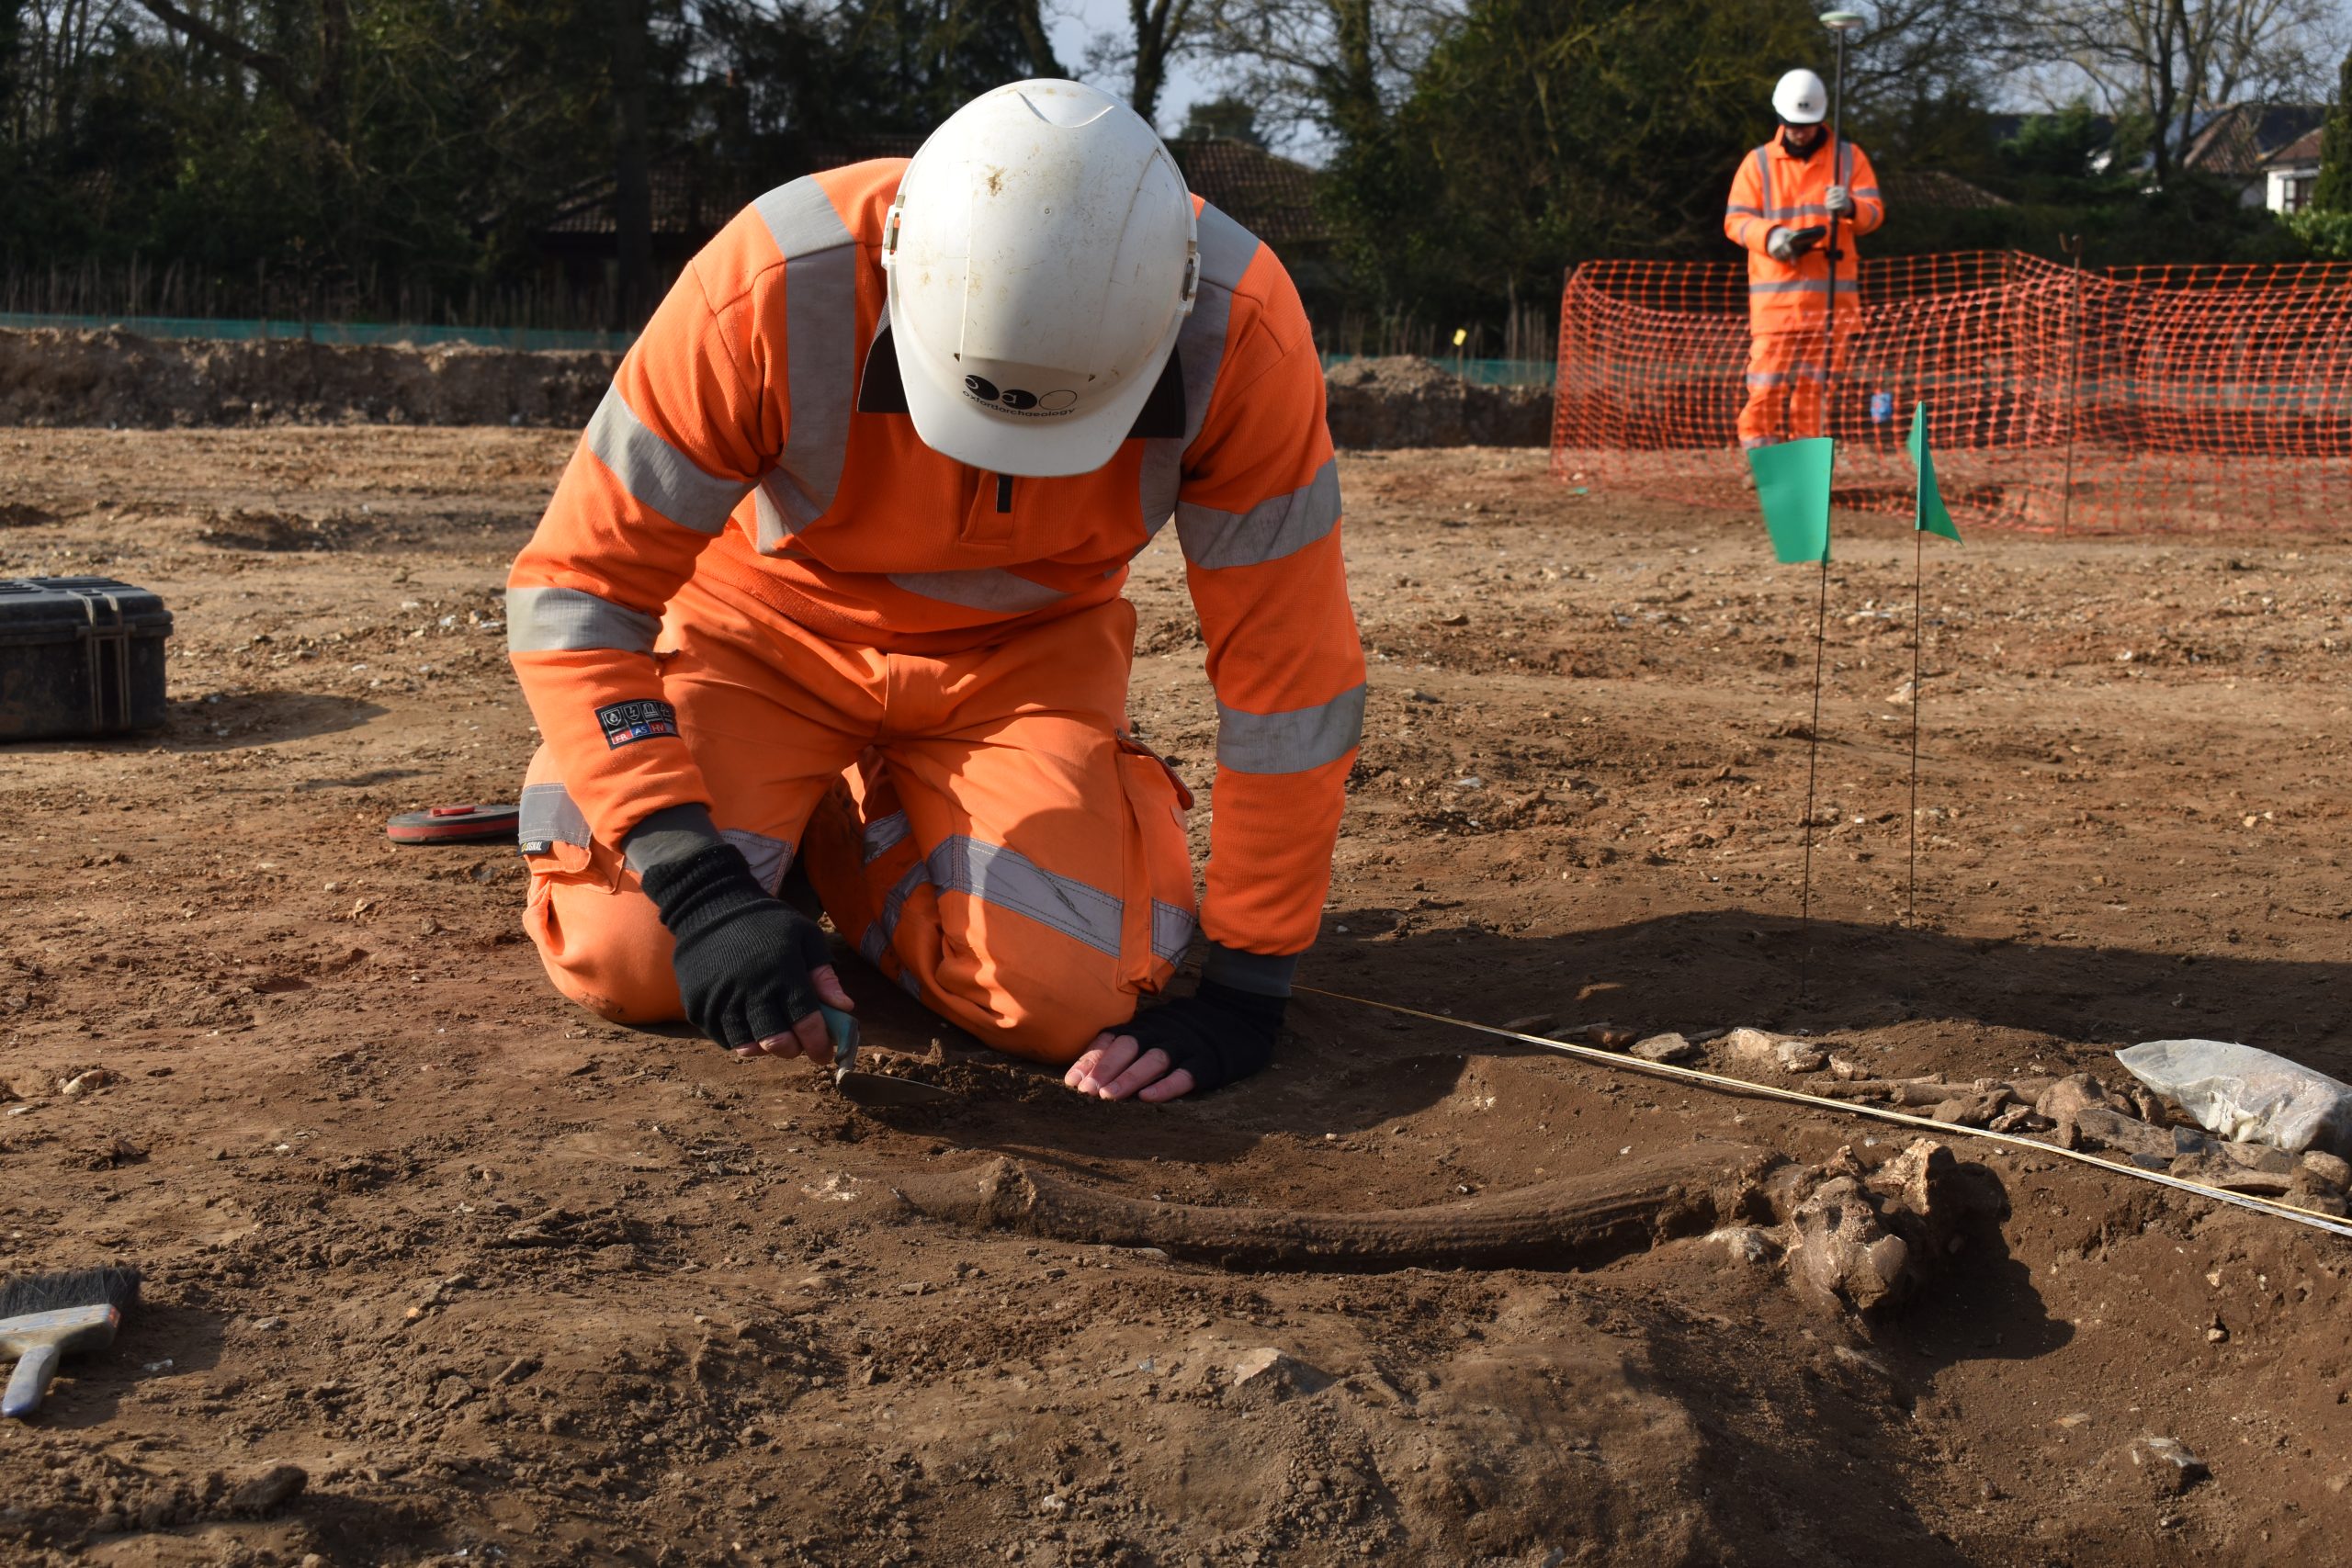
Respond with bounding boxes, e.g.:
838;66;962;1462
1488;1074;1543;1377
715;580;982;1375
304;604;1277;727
881;79;1200;478
1773;69;1828;125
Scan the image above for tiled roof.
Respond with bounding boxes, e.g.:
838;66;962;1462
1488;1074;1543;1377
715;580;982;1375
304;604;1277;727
539;156;762;238
2183;104;2328;178
2262;126;2326;169
1882;168;2011;209
1168;138;1329;248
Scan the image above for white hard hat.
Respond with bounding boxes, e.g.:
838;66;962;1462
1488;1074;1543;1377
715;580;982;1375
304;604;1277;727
880;79;1199;477
1773;69;1828;125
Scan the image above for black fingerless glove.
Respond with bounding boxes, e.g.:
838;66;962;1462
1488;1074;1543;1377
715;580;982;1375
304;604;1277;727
1121;979;1286;1094
639;842;834;1050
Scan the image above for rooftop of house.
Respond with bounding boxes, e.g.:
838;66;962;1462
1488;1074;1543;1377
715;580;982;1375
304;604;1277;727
2181;103;2331;178
2261;125;2327;171
1882;168;2012;210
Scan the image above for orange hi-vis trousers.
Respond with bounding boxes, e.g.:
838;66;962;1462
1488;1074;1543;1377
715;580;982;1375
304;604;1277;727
517;575;1197;1064
1737;327;1855;449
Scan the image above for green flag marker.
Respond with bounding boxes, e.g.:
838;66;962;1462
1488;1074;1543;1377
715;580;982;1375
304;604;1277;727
1747;437;1834;564
1907;401;1961;541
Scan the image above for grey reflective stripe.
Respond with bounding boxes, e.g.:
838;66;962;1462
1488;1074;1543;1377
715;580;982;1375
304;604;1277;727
862;809;911;865
582;385;747;535
1216;682;1366;775
752;177;859;545
720;828;792;895
752;480;798;553
1746;369;1823;388
505;586;661;653
862;858;931;967
1766;204;1837;220
1754;149;1774;225
1151;900;1196;965
886;569;1069;615
1139;202;1256;530
1749;279;1860;295
1174;457;1341;570
621;802;722;874
519;782;591;848
928;835;1124;958
1726;204;1761;217
1852;186;1881;199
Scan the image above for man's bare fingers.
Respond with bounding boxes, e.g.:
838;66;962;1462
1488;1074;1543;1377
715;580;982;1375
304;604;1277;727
1065;1033;1139;1096
752;1032;796;1058
789;1010;831;1065
1062;1035;1116;1092
1136;1066;1199;1103
1099;1047;1176;1101
813;966;854;1010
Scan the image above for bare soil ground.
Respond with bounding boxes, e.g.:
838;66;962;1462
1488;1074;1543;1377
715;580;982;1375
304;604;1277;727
5;430;2352;1566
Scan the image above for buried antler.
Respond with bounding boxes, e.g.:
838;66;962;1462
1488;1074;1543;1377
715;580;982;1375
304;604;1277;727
889;1145;1780;1273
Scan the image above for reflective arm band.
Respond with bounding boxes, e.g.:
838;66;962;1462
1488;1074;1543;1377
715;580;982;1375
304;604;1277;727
582;386;750;535
622;802;724;874
1175;458;1342;569
1216;684;1366;775
505;586;662;653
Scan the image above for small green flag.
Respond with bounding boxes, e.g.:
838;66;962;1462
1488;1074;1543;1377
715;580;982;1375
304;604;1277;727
1907;401;1960;541
1747;437;1834;564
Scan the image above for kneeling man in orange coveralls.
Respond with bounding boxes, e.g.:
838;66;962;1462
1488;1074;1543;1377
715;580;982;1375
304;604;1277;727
503;80;1363;1102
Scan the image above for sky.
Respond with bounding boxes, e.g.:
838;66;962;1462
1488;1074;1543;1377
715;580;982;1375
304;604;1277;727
1046;0;1222;139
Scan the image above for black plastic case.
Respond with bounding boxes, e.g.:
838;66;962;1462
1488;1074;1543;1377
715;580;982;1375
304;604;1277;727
0;577;175;741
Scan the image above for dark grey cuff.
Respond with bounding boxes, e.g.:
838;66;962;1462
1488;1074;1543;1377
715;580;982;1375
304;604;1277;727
1202;942;1299;998
621;803;724;874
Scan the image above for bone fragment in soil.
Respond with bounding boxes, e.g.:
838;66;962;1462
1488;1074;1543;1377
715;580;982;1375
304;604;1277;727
888;1146;1777;1273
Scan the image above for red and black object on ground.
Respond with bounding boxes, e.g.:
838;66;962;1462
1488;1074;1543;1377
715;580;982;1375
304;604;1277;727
386;804;520;846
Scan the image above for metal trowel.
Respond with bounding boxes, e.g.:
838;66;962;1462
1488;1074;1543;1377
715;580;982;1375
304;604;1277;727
820;1007;957;1107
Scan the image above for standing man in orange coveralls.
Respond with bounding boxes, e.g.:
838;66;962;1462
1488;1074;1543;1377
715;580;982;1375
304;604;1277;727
503;79;1363;1102
1724;68;1885;448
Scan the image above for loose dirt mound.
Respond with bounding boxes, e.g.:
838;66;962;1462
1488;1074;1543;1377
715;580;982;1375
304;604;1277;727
0;328;618;430
1323;355;1554;447
0;332;1549;446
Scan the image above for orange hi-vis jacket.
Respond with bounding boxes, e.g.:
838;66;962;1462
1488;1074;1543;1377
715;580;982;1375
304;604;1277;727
506;159;1365;966
1724;136;1884;333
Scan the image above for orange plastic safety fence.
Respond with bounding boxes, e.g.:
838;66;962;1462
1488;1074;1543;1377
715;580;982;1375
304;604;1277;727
1550;251;2352;533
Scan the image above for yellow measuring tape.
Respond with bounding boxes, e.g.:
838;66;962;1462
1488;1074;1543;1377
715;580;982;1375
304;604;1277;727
1295;985;2352;1242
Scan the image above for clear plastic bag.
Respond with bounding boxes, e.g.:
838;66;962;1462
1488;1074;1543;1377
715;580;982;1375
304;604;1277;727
2116;1039;2352;1156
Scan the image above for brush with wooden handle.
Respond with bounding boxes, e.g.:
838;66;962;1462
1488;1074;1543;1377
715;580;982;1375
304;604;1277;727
0;1265;141;1419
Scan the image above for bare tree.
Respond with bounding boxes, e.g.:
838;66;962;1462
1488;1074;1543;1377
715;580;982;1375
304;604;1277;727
131;0;356;160
1076;0;1202;124
1197;0;1453;151
1128;0;1197;120
2018;0;2347;185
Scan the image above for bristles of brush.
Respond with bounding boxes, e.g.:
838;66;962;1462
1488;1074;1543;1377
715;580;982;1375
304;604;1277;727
0;1265;141;1319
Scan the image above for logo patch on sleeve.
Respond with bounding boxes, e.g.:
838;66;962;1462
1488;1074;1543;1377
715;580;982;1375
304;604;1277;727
595;698;680;749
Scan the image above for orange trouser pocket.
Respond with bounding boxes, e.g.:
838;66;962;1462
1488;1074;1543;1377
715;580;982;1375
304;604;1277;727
518;750;684;1025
